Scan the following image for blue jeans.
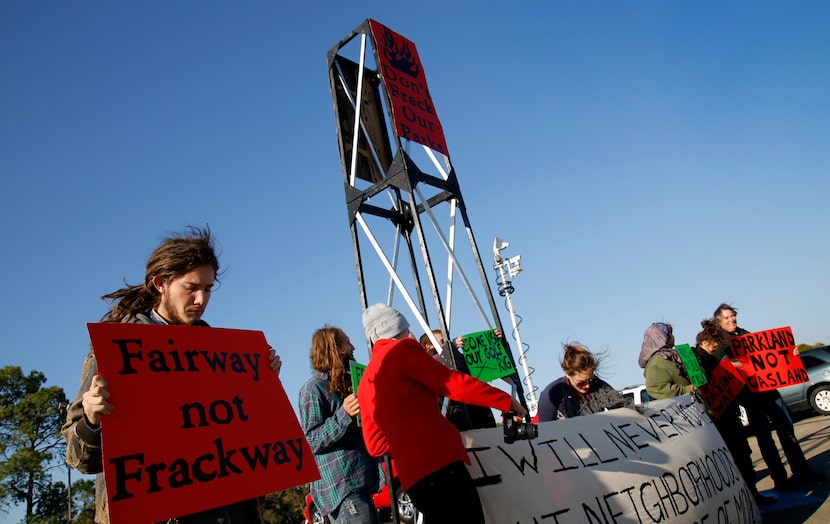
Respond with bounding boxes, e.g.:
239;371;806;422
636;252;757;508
330;493;379;524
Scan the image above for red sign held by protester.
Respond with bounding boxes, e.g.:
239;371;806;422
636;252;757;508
729;326;809;392
698;358;744;419
369;19;449;156
87;323;319;523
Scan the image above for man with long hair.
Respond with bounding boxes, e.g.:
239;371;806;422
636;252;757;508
61;226;283;523
299;326;380;523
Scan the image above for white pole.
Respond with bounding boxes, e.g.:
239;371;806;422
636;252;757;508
494;241;538;417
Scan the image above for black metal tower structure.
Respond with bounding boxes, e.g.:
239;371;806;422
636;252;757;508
326;18;528;404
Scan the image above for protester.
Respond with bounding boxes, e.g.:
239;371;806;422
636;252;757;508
299;326;380;524
715;303;826;488
419;329;497;430
61;226;283;524
419;329;463;359
358;303;526;524
537;342;626;421
693;319;775;506
638;322;695;399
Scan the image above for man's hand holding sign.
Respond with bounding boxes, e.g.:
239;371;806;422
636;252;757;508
87;323;319;523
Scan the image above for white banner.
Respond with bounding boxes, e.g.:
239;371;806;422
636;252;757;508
462;396;761;523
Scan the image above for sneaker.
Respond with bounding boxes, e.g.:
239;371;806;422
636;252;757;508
793;470;828;484
754;493;776;506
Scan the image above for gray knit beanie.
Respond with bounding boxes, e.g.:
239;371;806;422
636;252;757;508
363;303;410;344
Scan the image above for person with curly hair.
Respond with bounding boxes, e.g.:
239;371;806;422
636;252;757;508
693;318;775;506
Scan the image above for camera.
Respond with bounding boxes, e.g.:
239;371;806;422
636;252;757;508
502;411;538;444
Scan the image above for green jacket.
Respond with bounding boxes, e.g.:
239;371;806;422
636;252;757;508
644;354;693;399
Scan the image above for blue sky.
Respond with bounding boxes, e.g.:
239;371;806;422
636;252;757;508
1;1;829;518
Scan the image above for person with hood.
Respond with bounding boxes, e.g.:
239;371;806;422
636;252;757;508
357;304;527;524
537;342;627;421
638;322;695;399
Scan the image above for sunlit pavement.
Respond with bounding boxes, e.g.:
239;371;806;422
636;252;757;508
749;412;830;523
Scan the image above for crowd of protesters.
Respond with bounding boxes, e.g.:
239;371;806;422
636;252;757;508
637;303;826;507
61;227;825;523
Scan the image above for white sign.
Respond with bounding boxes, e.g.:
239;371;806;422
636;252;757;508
462;396;760;523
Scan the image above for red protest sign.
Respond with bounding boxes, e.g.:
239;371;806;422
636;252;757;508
369;19;449;156
87;323;319;523
698;358;744;419
729;327;809;392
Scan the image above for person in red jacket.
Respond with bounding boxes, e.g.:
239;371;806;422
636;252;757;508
357;303;526;524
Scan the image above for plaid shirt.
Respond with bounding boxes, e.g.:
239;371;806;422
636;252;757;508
299;370;380;516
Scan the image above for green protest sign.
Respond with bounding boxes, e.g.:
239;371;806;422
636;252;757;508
350;361;367;425
676;344;707;387
350;361;367;394
461;329;515;382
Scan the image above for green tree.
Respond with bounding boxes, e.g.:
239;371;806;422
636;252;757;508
797;341;826;352
0;366;69;522
69;478;95;524
262;485;309;524
30;481;67;523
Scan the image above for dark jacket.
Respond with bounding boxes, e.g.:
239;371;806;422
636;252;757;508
537;376;625;421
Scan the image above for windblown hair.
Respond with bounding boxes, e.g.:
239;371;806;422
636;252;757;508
713;303;737;319
310;326;352;397
697;318;728;348
561;342;604;376
101;226;220;322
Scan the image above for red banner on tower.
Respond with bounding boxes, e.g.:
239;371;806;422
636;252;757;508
369;19;449;156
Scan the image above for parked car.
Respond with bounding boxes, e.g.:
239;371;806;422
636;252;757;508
620;384;653;406
303;461;414;524
778;345;830;415
736;346;830;426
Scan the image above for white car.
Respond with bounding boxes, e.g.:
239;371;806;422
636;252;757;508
620;384;653;406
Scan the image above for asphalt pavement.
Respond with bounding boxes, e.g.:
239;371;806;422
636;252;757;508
749;412;830;523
